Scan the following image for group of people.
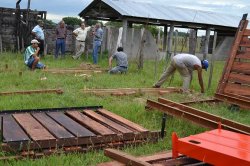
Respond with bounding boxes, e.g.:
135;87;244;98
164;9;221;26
24;20;209;93
24;20;104;70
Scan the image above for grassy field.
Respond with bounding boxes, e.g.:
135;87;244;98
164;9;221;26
0;52;249;165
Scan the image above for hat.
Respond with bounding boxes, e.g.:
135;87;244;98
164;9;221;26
31;39;40;44
202;60;209;71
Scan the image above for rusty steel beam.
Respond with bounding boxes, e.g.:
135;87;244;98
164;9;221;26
146;98;250;135
214;93;250;110
0;89;63;96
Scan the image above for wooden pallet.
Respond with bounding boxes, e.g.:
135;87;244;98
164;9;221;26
0;107;160;156
216;14;250;109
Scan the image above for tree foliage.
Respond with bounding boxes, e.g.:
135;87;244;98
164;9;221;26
63;17;82;26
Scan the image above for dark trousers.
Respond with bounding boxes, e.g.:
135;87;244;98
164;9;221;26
55;39;65;58
37;39;44;57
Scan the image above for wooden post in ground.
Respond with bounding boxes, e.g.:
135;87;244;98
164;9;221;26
122;18;128;47
166;24;174;59
189;29;197;55
208;31;217;89
0;35;2;54
163;25;168;51
203;28;211;59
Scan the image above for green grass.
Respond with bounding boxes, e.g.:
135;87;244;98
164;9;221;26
0;52;249;165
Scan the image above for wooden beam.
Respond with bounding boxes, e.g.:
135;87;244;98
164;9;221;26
122;19;128;47
0;89;63;96
104;149;152;166
167;24;174;56
163;25;168;51
203;28;211;59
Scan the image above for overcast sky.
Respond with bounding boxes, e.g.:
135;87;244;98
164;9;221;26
1;0;249;23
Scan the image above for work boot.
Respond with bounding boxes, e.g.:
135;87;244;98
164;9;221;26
152;85;160;88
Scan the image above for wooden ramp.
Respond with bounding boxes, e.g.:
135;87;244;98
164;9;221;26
0;106;160;157
216;14;250;109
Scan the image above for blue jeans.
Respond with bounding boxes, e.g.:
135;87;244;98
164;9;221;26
109;66;128;74
27;56;45;69
55;39;65;58
92;40;101;64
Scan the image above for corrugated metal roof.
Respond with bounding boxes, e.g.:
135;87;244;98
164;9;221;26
80;0;242;28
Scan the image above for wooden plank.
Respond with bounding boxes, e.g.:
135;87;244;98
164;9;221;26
47;112;95;137
97;109;148;132
1;115;30;142
0;89;63;96
236;52;250;60
98;151;180;166
228;73;250;85
231;62;250;74
104;149;152;166
224;83;250;96
84;110;133;134
13;114;55;141
243;29;250;36
32;113;74;139
66;111;116;135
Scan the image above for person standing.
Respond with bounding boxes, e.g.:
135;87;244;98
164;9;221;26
92;23;103;64
153;53;209;93
109;47;128;74
31;20;45;57
72;22;91;59
55;20;67;59
24;39;46;70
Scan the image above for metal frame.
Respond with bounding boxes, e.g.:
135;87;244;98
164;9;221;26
147;98;250;135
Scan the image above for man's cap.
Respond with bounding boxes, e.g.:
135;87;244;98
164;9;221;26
202;60;209;71
31;39;40;44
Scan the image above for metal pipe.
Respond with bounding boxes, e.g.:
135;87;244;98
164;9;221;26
160;113;167;138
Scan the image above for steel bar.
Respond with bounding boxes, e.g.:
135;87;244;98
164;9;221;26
160;113;167;138
214;93;250;110
146;98;250;135
0;89;63;96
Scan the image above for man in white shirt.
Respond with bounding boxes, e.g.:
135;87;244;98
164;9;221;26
153;54;209;93
72;22;91;59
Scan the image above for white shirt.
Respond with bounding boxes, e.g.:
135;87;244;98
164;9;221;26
173;53;201;71
73;26;91;41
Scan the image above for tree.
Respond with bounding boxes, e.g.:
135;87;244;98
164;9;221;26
63;17;82;26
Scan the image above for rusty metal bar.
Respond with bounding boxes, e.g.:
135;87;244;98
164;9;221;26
146;98;250;135
0;89;64;96
161;113;167;138
214;93;250;110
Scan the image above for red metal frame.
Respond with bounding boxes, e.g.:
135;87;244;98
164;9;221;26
172;129;250;166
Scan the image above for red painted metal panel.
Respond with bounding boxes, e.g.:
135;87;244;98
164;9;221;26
173;129;250;166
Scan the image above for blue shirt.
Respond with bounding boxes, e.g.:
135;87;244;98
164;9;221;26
32;25;45;40
94;28;103;41
24;46;36;64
